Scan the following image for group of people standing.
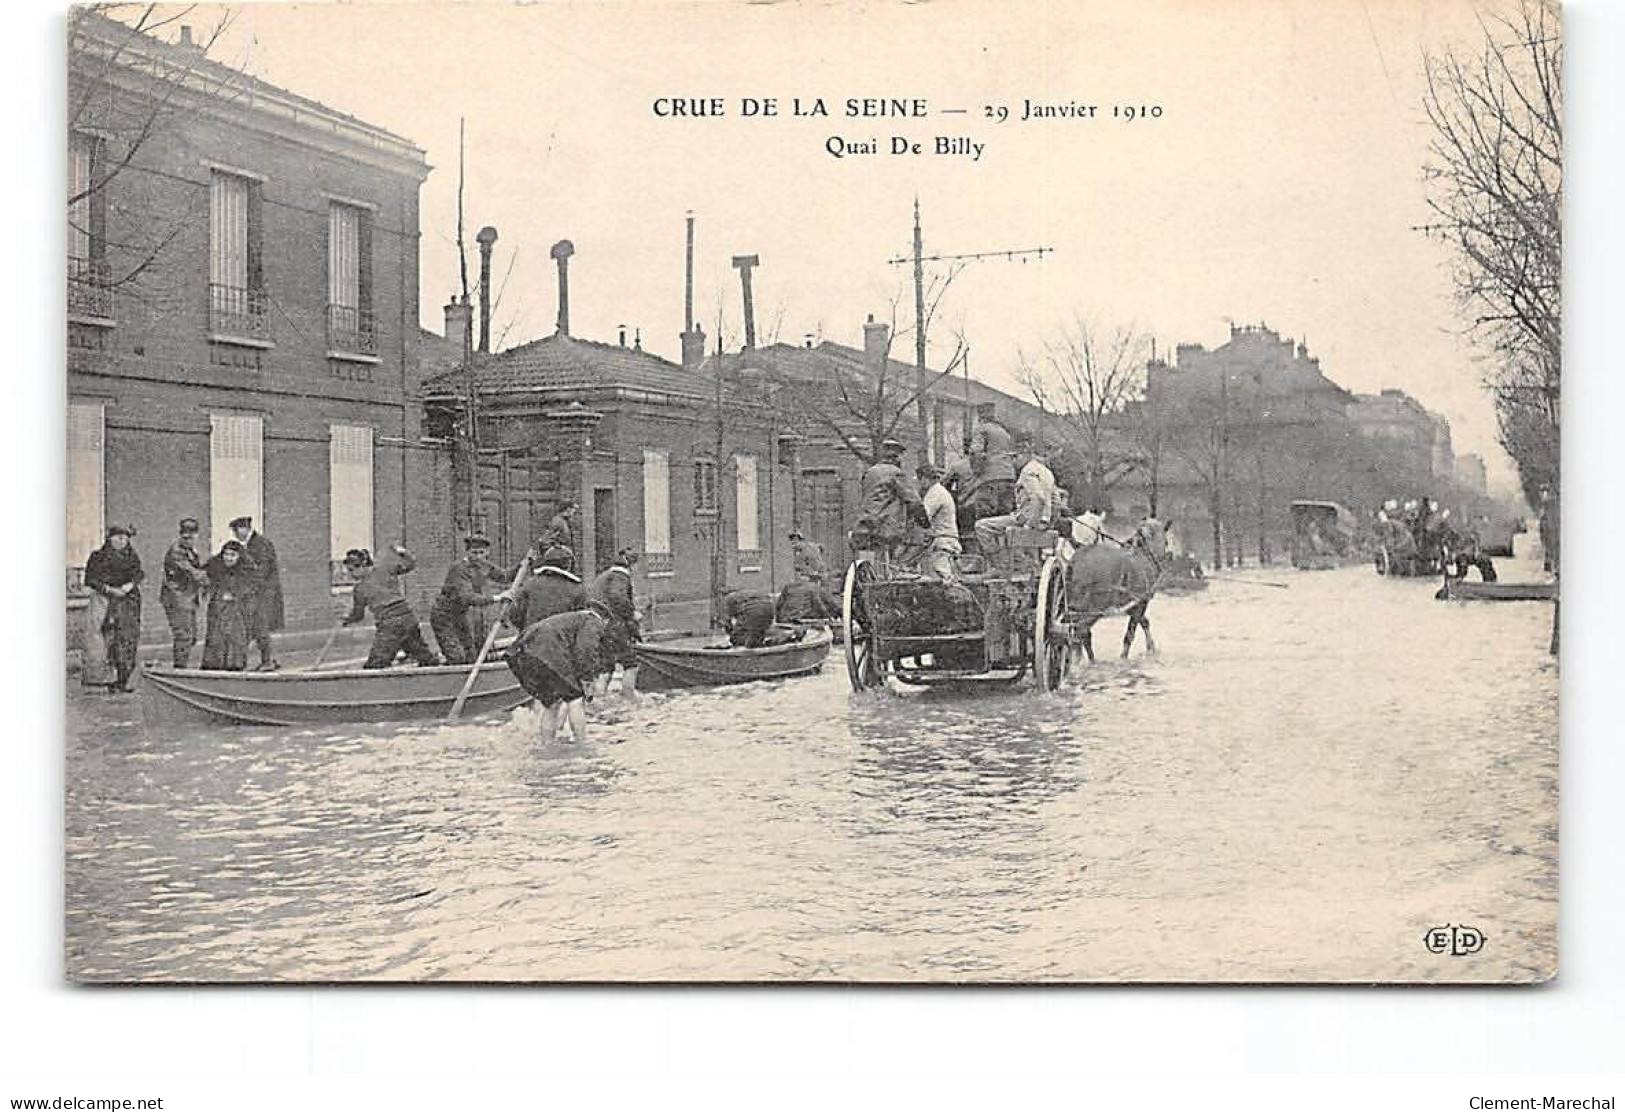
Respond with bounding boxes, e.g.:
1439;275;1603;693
82;515;283;692
853;403;1071;580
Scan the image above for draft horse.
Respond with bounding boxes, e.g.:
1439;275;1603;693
1064;518;1169;663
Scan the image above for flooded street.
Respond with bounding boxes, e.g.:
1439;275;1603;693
65;558;1557;983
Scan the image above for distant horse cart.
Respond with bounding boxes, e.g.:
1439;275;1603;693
840;518;1170;694
1289;501;1357;569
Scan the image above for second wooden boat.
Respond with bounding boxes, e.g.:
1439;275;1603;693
634;627;833;692
1439;577;1557;602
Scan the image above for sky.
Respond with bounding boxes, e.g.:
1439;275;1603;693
176;0;1518;489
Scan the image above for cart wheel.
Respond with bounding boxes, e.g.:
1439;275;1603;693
842;558;885;692
1034;555;1070;694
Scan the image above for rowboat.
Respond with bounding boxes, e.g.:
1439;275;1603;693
634;627;833;692
140;660;529;727
1438;577;1557;602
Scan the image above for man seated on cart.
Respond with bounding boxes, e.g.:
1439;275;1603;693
916;462;961;583
974;447;1059;573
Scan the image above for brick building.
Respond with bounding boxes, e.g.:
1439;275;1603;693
421;244;798;631
67;11;449;656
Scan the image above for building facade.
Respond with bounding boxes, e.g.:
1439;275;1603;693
67;11;446;657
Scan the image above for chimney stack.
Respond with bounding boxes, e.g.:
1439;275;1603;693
444;295;472;360
550;239;575;336
862;313;889;375
475;225;498;353
618;325;628;347
731;253;761;350
679;213;706;370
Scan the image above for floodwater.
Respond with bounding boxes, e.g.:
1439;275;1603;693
64;554;1558;983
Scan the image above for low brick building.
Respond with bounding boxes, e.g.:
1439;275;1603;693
422;246;797;631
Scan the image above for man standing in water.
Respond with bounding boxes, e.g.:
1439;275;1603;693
587;548;642;698
160;517;208;667
230;516;283;671
430;534;516;664
505;603;610;746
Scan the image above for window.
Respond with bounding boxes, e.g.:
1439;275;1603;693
735;454;759;552
642;450;673;576
326;202;375;356
208;170;267;342
67;402;105;581
68;134;111;322
209;414;263;549
329;424;374;583
693;457;718;515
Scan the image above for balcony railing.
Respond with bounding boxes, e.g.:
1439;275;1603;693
67;256;113;322
208;282;270;343
327;303;377;357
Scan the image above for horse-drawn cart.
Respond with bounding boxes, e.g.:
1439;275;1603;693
839;518;1169;695
840;528;1073;694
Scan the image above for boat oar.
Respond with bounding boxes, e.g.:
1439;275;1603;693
447;553;533;721
305;617;344;671
1200;574;1290;589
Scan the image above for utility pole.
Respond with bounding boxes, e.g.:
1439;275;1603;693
888;199;1051;460
457;118;479;529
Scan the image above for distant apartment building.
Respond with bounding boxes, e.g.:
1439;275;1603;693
67;11;447;652
1348;388;1453;489
1455;452;1488;496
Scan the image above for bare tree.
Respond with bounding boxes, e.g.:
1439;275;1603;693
69;5;243;305
792;274;970;465
1014;315;1148;508
1421;0;1561;508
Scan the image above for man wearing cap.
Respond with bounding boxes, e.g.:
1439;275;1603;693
788;528;827;584
857;439;928;559
430;534;518;665
587;548;642;698
719;586;777;648
540;500;579;555
916;462;962;583
229;516;283;671
966;403;1017;526
83;524;144;692
159;517;208;667
974;448;1058;573
508;545;588;632
340;545;442;669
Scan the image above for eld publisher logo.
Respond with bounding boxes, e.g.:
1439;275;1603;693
1424;923;1486;956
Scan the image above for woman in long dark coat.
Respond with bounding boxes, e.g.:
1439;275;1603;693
202;541;258;671
83;524;144;692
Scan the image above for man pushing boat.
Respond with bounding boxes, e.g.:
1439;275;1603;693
340;545;448;669
505;603;611;746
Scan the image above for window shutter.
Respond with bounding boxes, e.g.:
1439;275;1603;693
66;402;105;568
245;179;264;293
641;450;671;554
734;454;759;551
209;414;263;549
357;209;373;316
87;137;105;261
329;424;374;559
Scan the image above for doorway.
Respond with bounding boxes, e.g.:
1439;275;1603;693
592;487;616;575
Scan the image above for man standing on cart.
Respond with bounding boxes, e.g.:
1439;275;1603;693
856;438;928;563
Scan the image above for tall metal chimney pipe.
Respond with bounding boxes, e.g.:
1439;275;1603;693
550;239;575;336
684;212;695;332
475;225;498;353
731;253;760;350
